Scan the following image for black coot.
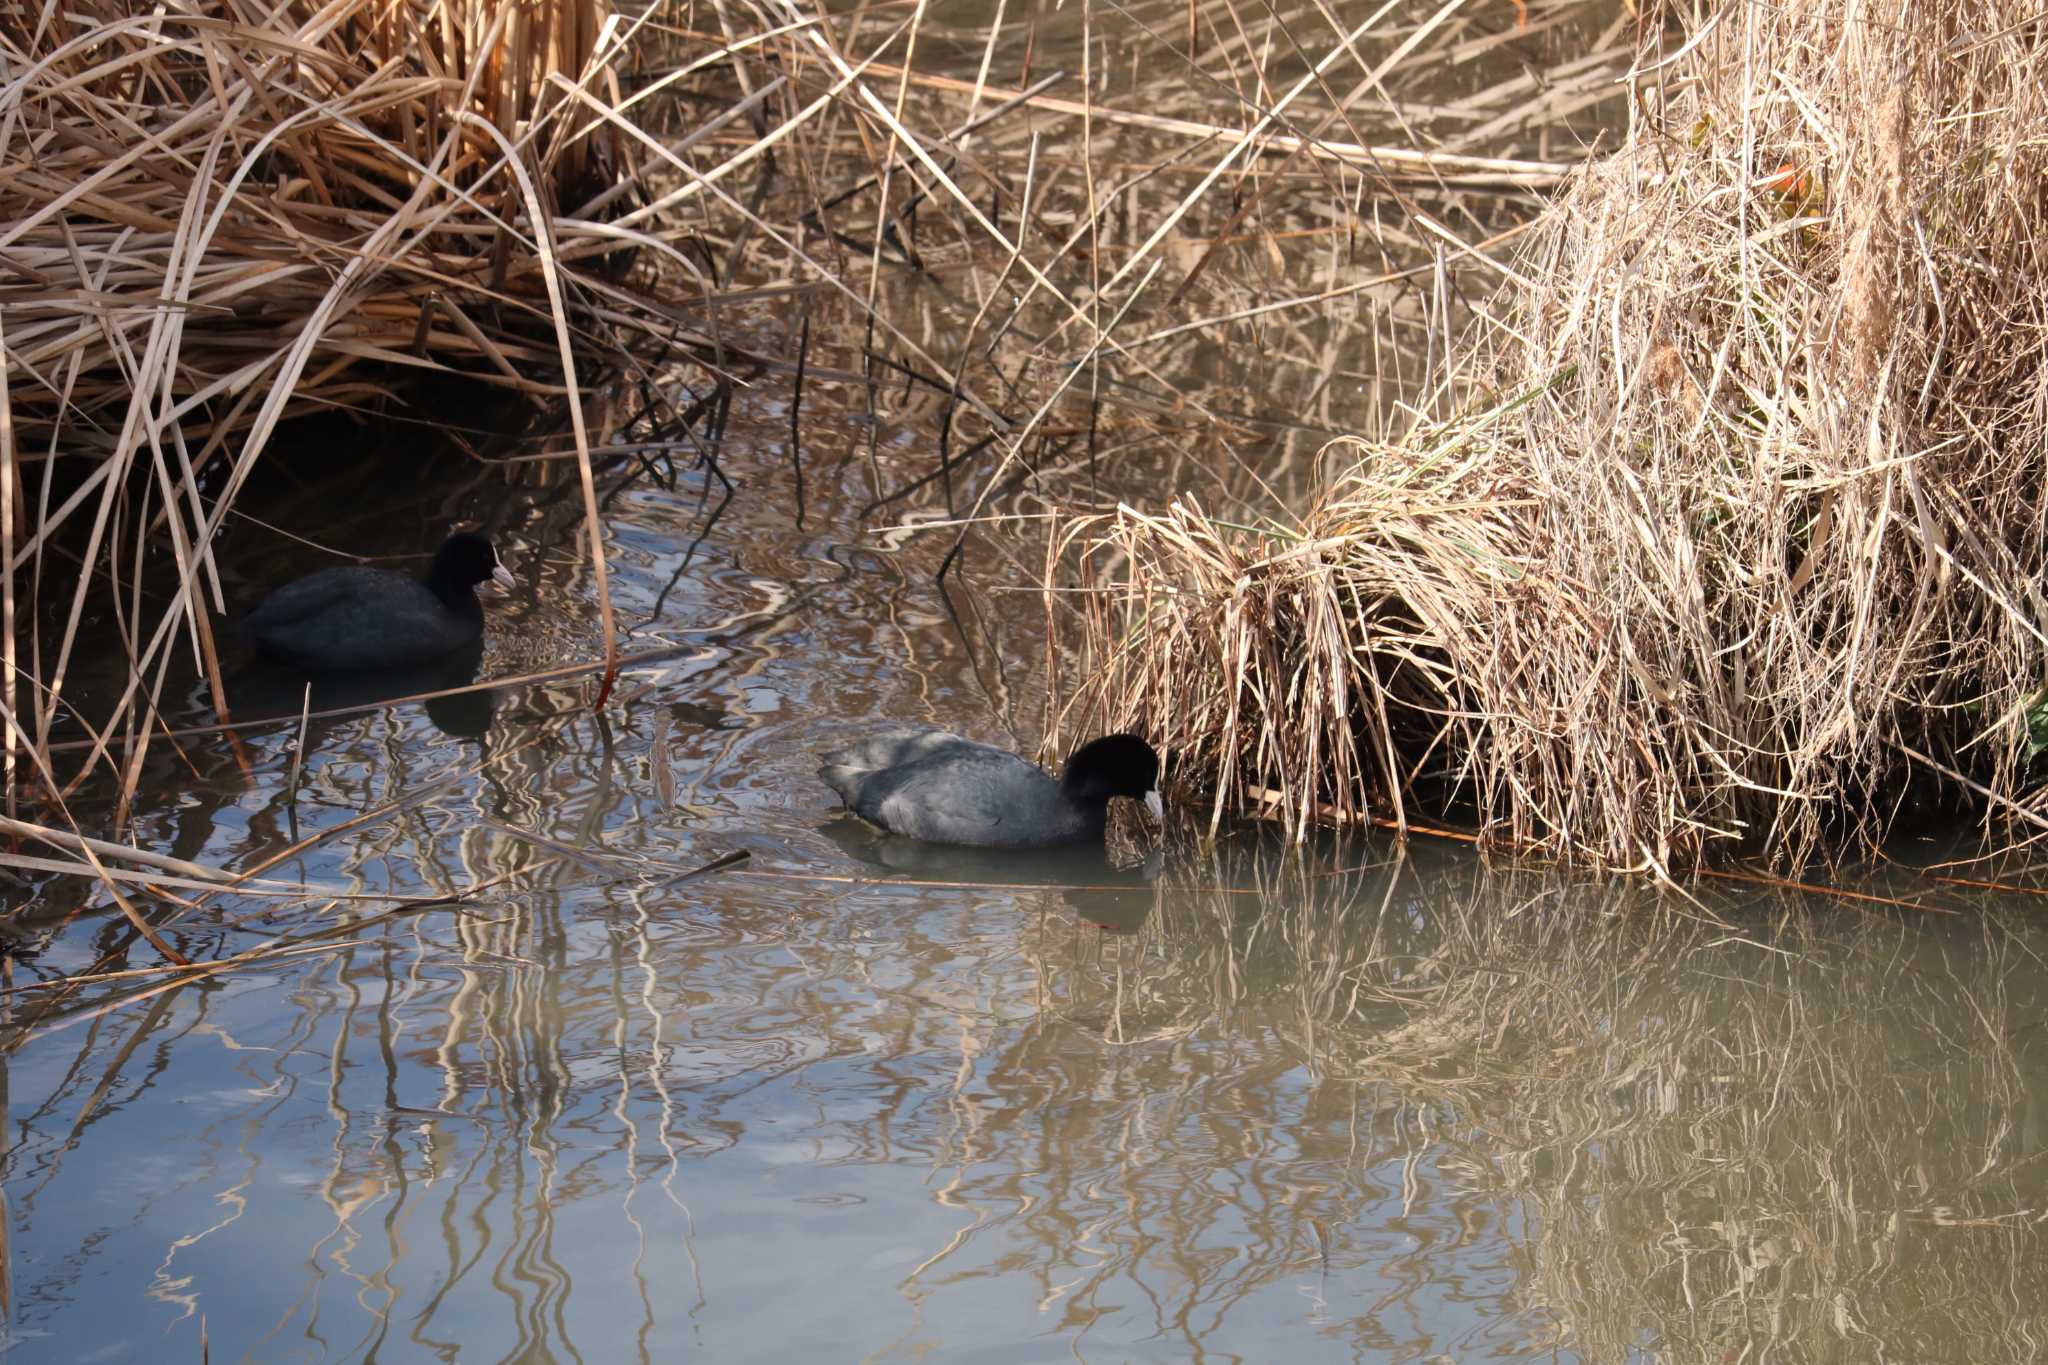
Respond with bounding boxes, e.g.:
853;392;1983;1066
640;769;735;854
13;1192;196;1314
241;531;514;671
819;729;1162;849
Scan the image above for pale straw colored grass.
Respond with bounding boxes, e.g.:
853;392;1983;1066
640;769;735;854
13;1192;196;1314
1;0;1639;918
1052;0;2048;872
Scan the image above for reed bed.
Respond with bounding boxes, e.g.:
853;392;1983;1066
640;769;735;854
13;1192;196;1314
1051;0;2048;871
3;0;1645;917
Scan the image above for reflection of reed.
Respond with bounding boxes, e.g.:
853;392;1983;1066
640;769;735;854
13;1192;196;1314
910;835;2048;1359
1293;856;2048;1363
9;790;2048;1358
9;613;2048;1363
912;836;1452;1351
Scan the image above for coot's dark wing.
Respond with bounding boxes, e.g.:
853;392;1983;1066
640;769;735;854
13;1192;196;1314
242;566;474;670
241;567;370;635
818;729;982;795
819;730;1073;848
869;746;1051;846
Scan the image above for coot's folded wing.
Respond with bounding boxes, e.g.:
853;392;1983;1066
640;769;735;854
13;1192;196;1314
818;729;987;779
241;568;369;636
820;730;1004;805
866;746;1050;847
243;567;458;670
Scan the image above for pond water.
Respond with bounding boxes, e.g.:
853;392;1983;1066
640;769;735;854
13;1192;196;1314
8;3;2048;1362
7;305;2048;1361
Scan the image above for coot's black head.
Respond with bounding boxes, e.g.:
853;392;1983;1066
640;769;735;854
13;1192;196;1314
1060;734;1163;814
424;532;514;604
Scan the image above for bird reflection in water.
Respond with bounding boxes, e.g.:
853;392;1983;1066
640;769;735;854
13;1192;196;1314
818;815;1162;933
224;639;498;743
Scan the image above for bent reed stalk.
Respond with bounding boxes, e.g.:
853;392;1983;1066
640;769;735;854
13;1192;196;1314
1051;0;2048;873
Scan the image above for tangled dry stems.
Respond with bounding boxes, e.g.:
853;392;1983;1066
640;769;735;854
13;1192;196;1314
2;0;944;816
1;0;638;453
1053;0;2048;872
1;0;1636;907
0;0;674;799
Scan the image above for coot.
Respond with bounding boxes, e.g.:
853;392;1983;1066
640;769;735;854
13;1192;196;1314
241;531;514;671
819;729;1162;849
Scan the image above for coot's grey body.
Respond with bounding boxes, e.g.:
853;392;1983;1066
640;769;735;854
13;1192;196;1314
819;729;1161;850
241;532;513;672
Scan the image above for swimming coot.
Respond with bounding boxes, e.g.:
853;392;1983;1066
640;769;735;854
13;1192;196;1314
240;531;515;671
819;729;1163;849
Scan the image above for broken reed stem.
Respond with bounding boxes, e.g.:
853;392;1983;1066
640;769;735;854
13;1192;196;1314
285;684;312;813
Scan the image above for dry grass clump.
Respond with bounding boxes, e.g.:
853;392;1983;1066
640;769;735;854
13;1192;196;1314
1;0;628;458
0;0;811;804
2;0;633;793
1052;0;2048;871
2;0;1639;836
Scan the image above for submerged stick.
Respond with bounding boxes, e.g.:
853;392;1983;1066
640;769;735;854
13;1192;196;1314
481;819;752;885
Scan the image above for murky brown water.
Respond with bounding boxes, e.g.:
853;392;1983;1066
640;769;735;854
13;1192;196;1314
7;4;2048;1362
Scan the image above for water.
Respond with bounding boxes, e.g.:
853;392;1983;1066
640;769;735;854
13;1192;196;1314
7;341;2047;1361
8;6;2048;1361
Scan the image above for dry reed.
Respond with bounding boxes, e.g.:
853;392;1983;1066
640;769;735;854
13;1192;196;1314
0;0;678;806
1052;0;2048;872
0;0;1650;925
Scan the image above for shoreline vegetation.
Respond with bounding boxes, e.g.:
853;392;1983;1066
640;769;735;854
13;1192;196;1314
19;0;2030;903
1;0;1636;903
2;0;652;806
1052;0;2048;874
6;8;2047;1354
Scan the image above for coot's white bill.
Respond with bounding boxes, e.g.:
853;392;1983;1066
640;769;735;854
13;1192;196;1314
1143;790;1164;821
490;563;516;593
